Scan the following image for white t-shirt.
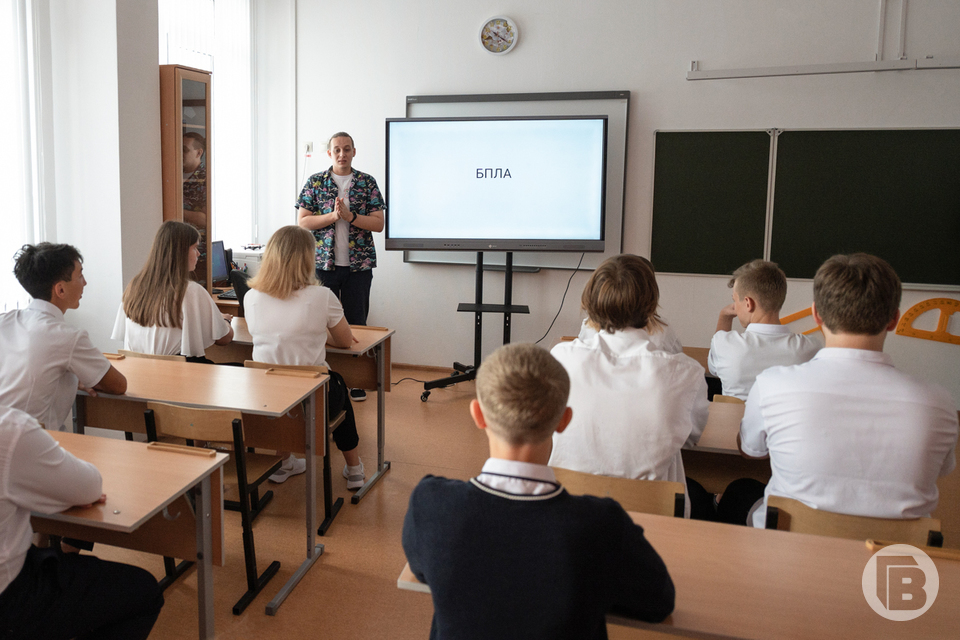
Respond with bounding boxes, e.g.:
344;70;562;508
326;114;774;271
0;405;102;592
577;318;684;354
111;281;231;357
708;324;821;400
0;300;112;430
548;328;710;515
331;172;353;267
740;348;959;528
244;285;345;367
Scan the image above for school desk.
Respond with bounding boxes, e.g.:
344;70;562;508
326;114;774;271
73;357;330;614
206;318;395;503
398;512;960;639
31;431;228;640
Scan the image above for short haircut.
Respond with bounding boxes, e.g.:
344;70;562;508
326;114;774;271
327;131;354;150
248;225;318;299
814;253;902;335
183;131;206;154
13;243;83;301
728;260;787;313
581;254;663;333
475;343;570;446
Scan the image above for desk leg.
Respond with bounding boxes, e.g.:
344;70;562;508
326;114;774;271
195;475;214;640
266;390;324;616
73;396;86;434
319;384;343;535
351;343;391;504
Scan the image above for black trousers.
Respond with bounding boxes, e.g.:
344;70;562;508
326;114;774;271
317;266;373;326
0;546;163;640
328;369;359;452
716;478;768;526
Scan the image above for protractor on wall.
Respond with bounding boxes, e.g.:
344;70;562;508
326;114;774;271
779;307;822;336
895;298;960;346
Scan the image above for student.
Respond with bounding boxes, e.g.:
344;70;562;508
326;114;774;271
0;243;126;430
0;404;163;638
708;259;820;400
296;131;386;402
243;226;364;487
402;343;675;639
112;220;233;361
548;254;709;517
720;253;959;527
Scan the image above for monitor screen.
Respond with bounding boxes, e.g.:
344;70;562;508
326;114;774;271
385;116;607;252
210;240;229;283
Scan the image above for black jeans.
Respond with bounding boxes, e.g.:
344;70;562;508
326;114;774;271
317;266;373;326
328;369;360;452
0;546;163;640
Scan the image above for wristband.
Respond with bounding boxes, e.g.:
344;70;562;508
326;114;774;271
351;211;358;223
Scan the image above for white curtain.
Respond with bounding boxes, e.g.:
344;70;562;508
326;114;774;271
158;0;253;253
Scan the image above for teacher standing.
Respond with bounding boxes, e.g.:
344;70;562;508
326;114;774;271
297;131;385;401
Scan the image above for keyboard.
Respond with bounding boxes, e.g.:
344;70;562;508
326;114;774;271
218;289;238;300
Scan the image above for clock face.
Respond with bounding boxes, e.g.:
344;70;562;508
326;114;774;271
479;16;518;55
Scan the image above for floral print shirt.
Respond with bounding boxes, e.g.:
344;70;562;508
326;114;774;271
296;168;385;271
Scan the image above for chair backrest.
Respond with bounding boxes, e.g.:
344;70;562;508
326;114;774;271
765;495;943;547
146;401;241;444
229;269;252;311
712;394;745;405
681;346;710;373
119;349;186;362
551;467;685;517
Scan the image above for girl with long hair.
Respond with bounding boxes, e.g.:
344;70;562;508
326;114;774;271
244;225;364;487
112;220;233;360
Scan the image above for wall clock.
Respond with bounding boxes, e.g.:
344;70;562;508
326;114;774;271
479;16;518;55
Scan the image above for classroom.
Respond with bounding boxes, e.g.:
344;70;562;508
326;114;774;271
3;1;960;638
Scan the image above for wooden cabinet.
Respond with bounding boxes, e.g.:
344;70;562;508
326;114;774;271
159;65;213;290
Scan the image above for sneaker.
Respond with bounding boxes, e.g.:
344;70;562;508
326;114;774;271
343;461;365;490
349;388;367;402
269;455;306;484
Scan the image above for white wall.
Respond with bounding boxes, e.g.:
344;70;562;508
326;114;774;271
283;0;960;404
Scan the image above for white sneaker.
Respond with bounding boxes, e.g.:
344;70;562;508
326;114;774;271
269;455;306;483
342;461;365;490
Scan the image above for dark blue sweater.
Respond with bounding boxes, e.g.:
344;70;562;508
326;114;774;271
402;475;675;640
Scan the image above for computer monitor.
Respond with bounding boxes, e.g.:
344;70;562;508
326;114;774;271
210;240;229;284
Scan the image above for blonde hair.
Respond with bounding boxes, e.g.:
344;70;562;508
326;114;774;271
582;254;665;333
728;260;787;313
122;221;200;328
248;226;318;299
814;253;901;335
475;343;570;446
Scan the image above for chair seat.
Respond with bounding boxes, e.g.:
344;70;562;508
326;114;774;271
223;452;284;501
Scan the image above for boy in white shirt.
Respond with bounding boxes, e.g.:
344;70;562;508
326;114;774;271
721;253;959;527
708;259;820;400
0;243;126;430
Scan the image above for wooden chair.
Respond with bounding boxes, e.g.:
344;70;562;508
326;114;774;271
551;467;686;517
118;349;186;362
765;495;944;547
712;394;745;405
243;360;348;535
144;401;283;614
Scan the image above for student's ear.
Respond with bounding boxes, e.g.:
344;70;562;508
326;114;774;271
743;296;757;313
886;310;901;332
51;281;67;302
469;399;487;431
554;407;574;435
811;302;823;326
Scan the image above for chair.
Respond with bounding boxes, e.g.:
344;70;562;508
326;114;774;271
144;401;283;614
712;394;745;405
765;495;944;547
551;467;686;517
118;349;186;362
229;269;251;312
243;360;348;535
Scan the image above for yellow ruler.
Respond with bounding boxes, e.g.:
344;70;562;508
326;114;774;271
779;307;822;336
895;298;960;346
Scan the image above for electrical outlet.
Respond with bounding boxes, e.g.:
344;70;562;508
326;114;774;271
305;142;313;154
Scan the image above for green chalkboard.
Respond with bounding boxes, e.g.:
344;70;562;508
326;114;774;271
771;130;960;286
651;131;770;276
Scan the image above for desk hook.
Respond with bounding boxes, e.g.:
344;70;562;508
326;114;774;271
162;505;181;521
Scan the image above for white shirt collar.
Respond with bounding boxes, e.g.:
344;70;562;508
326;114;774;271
27;299;63;319
745;323;792;335
473;458;561;497
812;347;894;366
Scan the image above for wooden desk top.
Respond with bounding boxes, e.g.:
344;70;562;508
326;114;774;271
399;514;960;639
37;431;227;533
229;317;394;356
691;400;745;454
96;357;327;417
